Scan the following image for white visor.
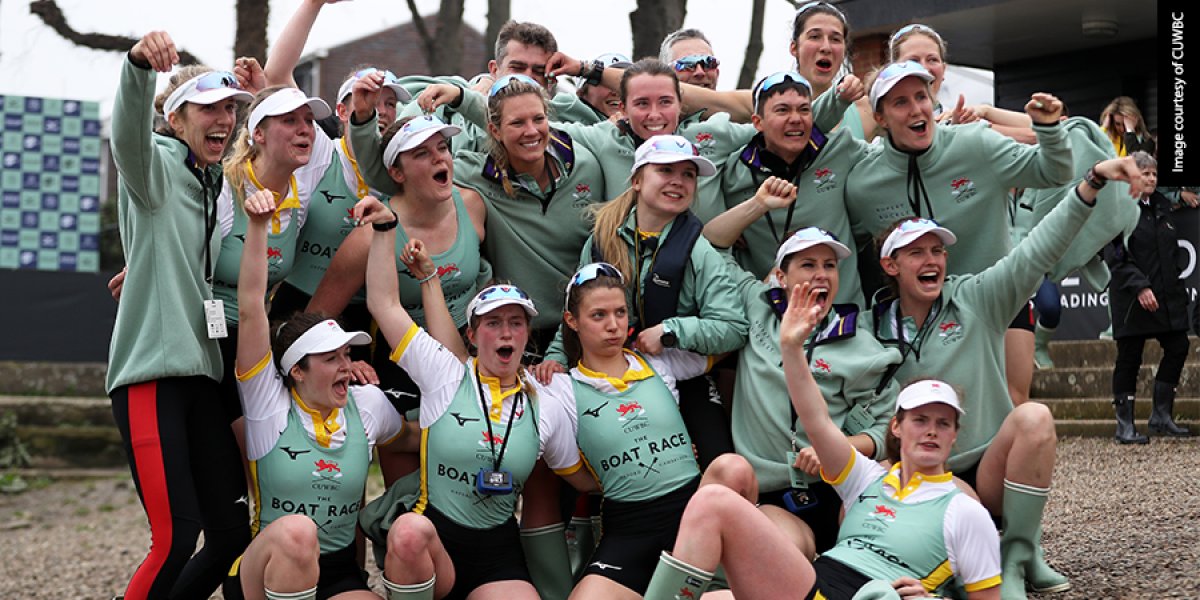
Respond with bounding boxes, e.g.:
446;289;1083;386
869;60;935;111
382;115;461;167
247;88;333;145
632;135;716;176
774;227;851;270
895;379;964;415
280;319;371;374
162;71;253;118
467;284;538;320
880;218;956;259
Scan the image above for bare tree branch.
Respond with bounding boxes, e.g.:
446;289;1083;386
484;0;511;72
738;0;767;89
234;0;269;64
29;0;201;65
405;0;436;63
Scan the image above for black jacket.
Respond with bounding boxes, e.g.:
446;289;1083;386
1104;192;1191;338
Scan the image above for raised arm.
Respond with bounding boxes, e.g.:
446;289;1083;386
306;225;369;318
110;32;179;209
703;176;797;248
362;197;415;348
399;239;468;360
780;282;853;476
263;0;344;87
236;190;282;374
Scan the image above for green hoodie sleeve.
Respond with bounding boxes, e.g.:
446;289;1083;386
983;121;1074;190
841;339;902;460
810;84;854;134
664;238;750;355
955;189;1094;332
347;113;400;196
110;57;167;211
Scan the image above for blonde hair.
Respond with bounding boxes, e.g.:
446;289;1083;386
486;80;550;197
589;184;641;283
222;85;290;205
153;65;215;135
1100;96;1151;145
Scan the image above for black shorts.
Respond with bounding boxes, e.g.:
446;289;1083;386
422;504;531;600
223;543;369;600
1007;301;1035;332
583;477;701;594
757;480;844;554
950;460;1001;529
804;556;873;600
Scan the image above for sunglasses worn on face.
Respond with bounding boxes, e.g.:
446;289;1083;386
673;55;720;72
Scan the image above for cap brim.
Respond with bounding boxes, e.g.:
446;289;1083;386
383;83;414;103
637;155;717;177
776;238;852;268
871;71;936;110
188;87;254;107
471;298;539;319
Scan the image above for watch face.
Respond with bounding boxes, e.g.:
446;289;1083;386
661;331;678;347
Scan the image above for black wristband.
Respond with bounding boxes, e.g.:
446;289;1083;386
128;52;152;70
372;210;399;231
1084;163;1107;190
583;60;605;87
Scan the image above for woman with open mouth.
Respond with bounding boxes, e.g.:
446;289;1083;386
638;285;1001;600
537;262;753;600
865;156;1147;598
225;188;409;600
308;76;489;490
106;30;254;600
359;193;589;600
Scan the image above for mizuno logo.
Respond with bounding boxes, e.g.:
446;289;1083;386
383;388;419;400
320;191;346;204
590;561;623;571
652;273;671;288
582;401;609;419
451;412;481;427
280;446;311;460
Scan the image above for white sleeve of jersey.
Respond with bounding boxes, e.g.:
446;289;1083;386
352;384;405;449
217;181;235;238
535;374;582;471
236;359;291;461
944;494;1002;590
646;349;709;405
828;449;888;503
395;328;467;428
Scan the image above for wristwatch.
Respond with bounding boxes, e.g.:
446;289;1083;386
660;324;678;348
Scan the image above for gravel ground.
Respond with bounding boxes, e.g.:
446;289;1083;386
2;437;1198;599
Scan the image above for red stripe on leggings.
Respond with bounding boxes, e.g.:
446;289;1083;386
125;381;172;599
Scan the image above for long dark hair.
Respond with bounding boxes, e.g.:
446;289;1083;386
271;312;330;388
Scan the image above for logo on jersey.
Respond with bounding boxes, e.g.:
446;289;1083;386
617;401;647;433
582;401;608;419
451;412;481;427
950;177;977;202
266;246;285;267
675;586;698;600
693;132;716;154
480;431;505;448
340;207;358;234
871;504;897;522
812;167;837;193
312;459;343;485
589;561;623;571
813;358;833;374
321;190;346;204
937;320;963;344
280;446;311;460
573;183;593;208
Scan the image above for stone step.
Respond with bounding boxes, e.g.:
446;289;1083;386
1053;419;1200;438
1031;364;1200;398
1042;337;1200;369
0;362;107;396
15;424;126;469
1037;397;1200;420
0;395;112;427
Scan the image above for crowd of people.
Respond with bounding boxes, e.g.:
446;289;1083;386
104;2;1189;600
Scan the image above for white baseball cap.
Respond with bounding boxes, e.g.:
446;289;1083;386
162;70;253;118
879;218;956;259
247;88;333;144
895;379;964;415
280;319;371;374
632;135;716;176
382;115;462;167
467;284;538;320
336;68;413;106
869;60;935;110
774;227;851;270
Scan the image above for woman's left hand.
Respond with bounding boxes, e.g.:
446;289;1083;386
891;576;932;599
233;57;266;95
793;447;822;477
400;239;436;281
779;282;822;351
349;360;379;385
635;324;666;356
416;84;463;113
1094;156;1147;198
836;74;865;103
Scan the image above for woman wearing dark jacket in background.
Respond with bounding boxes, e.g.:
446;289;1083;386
1105;151;1191;444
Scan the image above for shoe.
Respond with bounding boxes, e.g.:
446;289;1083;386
1113;394;1149;444
1148;381;1192;436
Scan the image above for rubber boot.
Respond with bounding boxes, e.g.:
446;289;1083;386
1113;393;1149;445
998;480;1070;599
520;523;573;600
382;575;435;600
642;551;713;600
265;586;317;600
1148;381;1191;436
1033;324;1056;369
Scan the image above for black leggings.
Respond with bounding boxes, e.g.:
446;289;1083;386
1113;330;1191;393
676;374;733;470
111;376;250;600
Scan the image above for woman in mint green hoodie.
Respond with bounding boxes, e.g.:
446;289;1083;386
866;155;1147;599
107;31;254;599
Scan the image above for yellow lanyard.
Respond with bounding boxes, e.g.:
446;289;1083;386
340;137;371;199
246;159;300;234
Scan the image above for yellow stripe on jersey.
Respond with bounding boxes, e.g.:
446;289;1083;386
883;462;954;501
412;428;431;516
921;559;954;592
249;460;262;538
965;574;1002;592
390;323;421;364
553;458;585;477
577;349;655;392
822;448;857;485
236;351;272;381
228;554;244;577
477;367;524;421
292;388;341;448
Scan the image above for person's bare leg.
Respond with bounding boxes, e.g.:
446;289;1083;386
1005;329;1035;406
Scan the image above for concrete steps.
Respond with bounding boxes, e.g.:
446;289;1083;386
1033;337;1200;437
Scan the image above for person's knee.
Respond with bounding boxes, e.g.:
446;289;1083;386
272;515;320;565
683;482;746;529
386;513;437;560
1010;402;1057;446
701;453;757;500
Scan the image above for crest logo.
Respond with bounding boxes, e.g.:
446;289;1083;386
950;177;977;202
